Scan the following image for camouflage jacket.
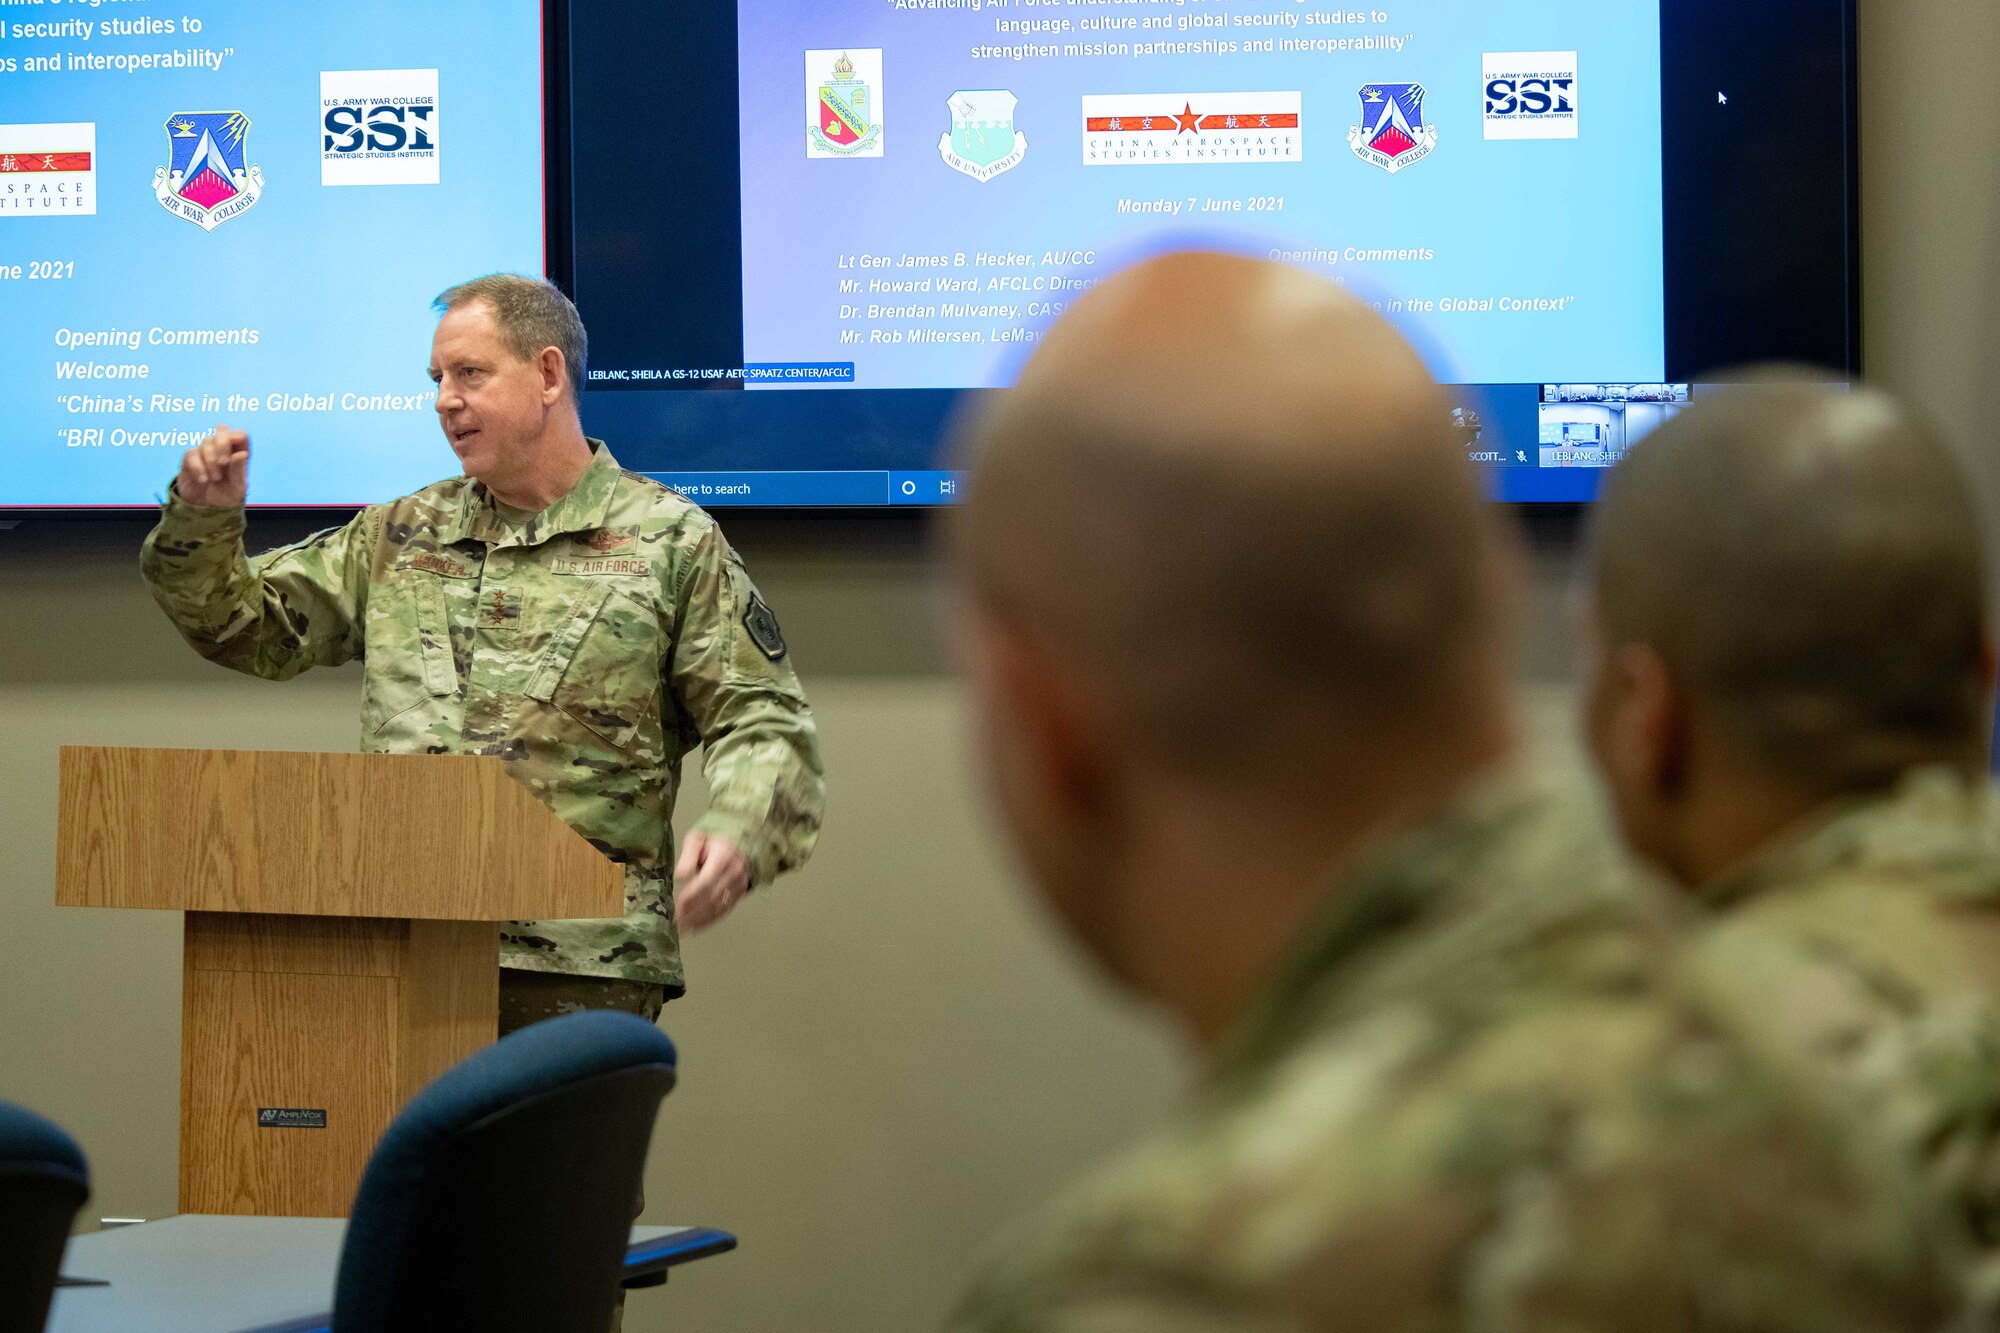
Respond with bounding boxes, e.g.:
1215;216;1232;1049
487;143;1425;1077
949;772;1952;1333
1676;766;2000;1318
140;443;824;990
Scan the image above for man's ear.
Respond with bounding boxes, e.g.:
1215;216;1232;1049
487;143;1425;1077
979;619;1114;827
539;347;567;406
1613;640;1691;802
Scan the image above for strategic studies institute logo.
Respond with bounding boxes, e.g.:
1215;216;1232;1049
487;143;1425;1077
321;69;440;185
1080;93;1301;166
1349;83;1437;174
939;89;1027;181
807;49;883;158
1484;52;1579;140
0;122;96;216
154;111;264;231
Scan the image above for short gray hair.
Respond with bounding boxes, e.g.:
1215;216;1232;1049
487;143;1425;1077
432;274;588;397
1588;377;1991;789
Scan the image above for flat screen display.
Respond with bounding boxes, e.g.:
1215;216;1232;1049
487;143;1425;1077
559;0;1858;506
2;0;1856;508
0;0;545;507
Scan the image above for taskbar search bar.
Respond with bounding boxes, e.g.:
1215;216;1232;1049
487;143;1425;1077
640;470;963;507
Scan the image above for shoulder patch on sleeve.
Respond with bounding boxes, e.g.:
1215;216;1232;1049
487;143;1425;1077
742;592;788;661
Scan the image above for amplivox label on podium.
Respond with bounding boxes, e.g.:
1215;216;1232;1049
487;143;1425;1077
257;1108;328;1129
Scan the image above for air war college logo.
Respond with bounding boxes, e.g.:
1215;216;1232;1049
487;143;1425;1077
1349;84;1436;174
154;111;264;230
807;50;883;158
938;90;1027;181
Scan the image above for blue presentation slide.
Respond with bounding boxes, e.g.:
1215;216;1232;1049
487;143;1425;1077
737;0;1663;392
0;0;543;506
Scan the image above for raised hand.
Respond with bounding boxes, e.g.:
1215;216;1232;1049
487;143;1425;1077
176;424;251;508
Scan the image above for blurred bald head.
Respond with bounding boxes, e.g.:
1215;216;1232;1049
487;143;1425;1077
954;251;1515;791
1588;378;1992;793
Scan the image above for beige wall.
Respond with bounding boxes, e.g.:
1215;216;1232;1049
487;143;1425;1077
2;3;1996;1328
1860;1;2000;481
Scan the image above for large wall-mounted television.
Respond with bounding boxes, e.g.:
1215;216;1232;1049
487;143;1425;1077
556;0;1859;507
0;0;546;508
4;0;1857;509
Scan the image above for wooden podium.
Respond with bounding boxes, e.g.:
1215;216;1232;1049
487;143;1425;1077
54;746;623;1218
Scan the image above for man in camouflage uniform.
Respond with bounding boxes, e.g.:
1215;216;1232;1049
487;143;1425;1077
142;274;824;1031
944;254;1960;1331
1581;379;2000;1313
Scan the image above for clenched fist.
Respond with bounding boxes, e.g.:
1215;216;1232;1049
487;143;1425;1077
673;831;752;933
176;424;251;509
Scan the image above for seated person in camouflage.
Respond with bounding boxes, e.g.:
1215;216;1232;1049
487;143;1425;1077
1581;378;2000;1305
141;273;825;1031
943;254;1956;1333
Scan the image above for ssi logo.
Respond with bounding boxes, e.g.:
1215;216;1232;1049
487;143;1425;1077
1486;78;1574;118
324;103;434;156
1482;53;1579;140
320;69;440;185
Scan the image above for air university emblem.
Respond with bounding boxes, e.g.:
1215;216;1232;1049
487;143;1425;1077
1349;84;1437;174
154;111;264;230
807;50;883;158
939;90;1027;181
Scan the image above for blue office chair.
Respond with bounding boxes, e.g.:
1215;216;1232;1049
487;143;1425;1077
332;1010;678;1333
0;1100;89;1333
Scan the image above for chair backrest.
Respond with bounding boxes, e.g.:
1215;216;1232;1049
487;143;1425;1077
332;1010;678;1333
0;1100;89;1333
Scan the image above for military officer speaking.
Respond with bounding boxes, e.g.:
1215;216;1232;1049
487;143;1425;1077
142;273;825;1030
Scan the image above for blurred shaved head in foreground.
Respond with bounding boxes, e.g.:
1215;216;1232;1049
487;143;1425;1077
951;251;1520;1043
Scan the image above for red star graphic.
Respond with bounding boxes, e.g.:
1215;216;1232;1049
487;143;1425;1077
1173;102;1202;135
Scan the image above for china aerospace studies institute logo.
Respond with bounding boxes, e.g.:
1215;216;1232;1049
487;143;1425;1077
0;122;96;216
1348;84;1437;174
938;90;1027;182
153;111;264;230
1080;93;1302;166
807;50;882;157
